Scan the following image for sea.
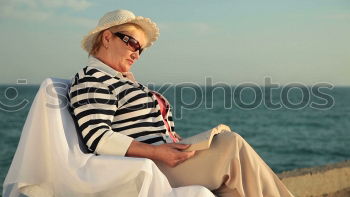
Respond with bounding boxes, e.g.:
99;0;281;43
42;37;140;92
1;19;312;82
1;83;350;193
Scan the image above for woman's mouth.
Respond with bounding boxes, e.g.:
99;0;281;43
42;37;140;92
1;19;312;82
127;59;134;65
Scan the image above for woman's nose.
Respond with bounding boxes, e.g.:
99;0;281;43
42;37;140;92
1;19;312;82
130;52;139;60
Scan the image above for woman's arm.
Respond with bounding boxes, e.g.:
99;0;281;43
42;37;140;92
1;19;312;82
126;140;196;167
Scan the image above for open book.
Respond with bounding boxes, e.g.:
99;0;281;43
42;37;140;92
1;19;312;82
178;124;231;151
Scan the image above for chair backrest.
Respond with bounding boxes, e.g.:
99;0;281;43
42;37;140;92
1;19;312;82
52;78;93;153
67;105;94;154
51;78;93;154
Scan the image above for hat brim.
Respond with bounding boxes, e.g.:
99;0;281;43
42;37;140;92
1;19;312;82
81;16;159;53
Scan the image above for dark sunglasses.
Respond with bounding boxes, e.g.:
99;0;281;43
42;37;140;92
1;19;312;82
113;32;143;55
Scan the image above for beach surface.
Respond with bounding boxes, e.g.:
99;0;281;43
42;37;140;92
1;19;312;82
278;160;350;197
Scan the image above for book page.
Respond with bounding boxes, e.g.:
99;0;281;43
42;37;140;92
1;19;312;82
178;129;213;145
177;124;231;151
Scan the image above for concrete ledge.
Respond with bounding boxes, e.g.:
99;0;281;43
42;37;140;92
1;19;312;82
277;160;350;197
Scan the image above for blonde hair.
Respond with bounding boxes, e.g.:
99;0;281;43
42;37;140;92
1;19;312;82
89;23;147;56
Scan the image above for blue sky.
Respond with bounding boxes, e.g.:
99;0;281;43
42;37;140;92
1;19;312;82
0;0;349;85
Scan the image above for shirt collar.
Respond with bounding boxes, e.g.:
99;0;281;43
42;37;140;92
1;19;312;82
87;56;122;77
87;56;140;85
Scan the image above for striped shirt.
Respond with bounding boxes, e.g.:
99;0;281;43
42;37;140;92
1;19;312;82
68;57;175;156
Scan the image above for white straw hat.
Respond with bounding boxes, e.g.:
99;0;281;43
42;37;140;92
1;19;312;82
81;9;159;53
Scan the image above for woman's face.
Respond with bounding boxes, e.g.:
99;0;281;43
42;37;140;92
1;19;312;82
101;28;147;73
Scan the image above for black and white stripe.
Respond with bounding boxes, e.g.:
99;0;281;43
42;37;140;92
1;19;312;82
68;66;175;153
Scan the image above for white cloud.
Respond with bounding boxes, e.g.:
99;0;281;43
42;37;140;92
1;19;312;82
60;14;96;28
159;22;212;35
39;0;92;11
9;0;38;9
0;0;94;27
0;0;92;11
0;3;51;21
322;13;350;20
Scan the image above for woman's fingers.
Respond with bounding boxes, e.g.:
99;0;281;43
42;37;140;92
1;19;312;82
168;143;191;150
168;143;196;160
182;150;196;160
186;150;196;158
176;151;196;165
156;143;196;167
175;150;196;165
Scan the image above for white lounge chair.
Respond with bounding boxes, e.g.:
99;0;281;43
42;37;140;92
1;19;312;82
3;78;214;197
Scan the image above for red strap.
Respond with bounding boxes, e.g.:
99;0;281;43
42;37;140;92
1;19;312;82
153;92;178;143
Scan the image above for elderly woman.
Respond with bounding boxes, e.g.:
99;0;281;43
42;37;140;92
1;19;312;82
68;9;294;197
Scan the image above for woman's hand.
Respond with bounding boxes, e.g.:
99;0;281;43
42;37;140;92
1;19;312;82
126;141;195;168
153;143;196;167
